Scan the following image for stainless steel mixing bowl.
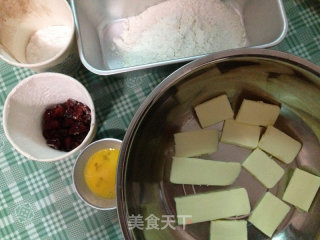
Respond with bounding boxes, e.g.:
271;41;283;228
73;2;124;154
117;49;320;240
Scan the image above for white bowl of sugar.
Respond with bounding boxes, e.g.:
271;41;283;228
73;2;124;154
0;0;80;74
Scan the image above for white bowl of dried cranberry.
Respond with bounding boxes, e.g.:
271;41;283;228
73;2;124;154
3;72;96;162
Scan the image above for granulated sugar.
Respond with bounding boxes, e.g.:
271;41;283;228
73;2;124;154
25;25;72;64
112;0;247;67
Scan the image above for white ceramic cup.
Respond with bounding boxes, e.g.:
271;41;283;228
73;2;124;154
0;0;81;74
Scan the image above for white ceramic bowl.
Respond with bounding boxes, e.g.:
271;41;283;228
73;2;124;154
0;0;80;74
73;138;122;210
3;72;96;162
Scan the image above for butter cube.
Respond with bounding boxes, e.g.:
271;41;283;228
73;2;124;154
170;157;241;186
221;120;261;149
282;168;320;212
236;99;280;126
174;129;219;157
258;126;301;164
194;94;234;128
175;188;250;225
249;192;290;238
210;220;247;240
242;149;284;188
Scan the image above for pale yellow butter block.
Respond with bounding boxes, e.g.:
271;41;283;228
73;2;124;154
174;129;219;157
282;168;320;212
249;192;290;238
210;220;247;240
194;94;234;128
236;99;280;126
242;148;284;188
170;157;241;186
221;120;261;149
175;188;250;225
258;126;301;164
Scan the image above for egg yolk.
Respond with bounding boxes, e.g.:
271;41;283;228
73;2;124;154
84;148;120;199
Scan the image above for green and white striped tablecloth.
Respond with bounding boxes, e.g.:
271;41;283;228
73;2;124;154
0;0;319;239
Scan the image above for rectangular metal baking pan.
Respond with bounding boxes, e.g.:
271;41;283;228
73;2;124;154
70;0;288;75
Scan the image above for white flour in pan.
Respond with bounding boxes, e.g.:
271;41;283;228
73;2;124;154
112;0;247;67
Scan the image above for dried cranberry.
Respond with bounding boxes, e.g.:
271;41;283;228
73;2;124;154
72;106;84;120
46;138;61;150
71;138;81;150
55;129;68;137
52;105;65;118
43;120;60;130
78;123;89;133
42;130;52;139
42;98;91;152
69;122;89;135
64;137;72;151
62;118;74;128
81;114;91;124
68;124;79;135
43;109;53;121
83;106;91;114
66;99;76;109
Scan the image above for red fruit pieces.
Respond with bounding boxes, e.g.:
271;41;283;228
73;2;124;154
64;137;72;151
42;98;91;152
43;120;60;130
62;118;74;128
52;105;65;118
46;138;61;150
72;106;84;120
43;109;53;121
66;99;76;108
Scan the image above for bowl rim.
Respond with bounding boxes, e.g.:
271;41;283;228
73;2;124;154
72;137;122;210
116;48;320;240
2;72;96;162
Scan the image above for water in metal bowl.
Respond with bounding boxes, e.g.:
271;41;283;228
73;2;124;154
117;49;320;240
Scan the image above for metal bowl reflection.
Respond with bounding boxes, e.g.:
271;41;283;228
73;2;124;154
117;49;320;240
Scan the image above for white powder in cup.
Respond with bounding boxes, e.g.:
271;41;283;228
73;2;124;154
112;0;247;67
25;25;72;64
